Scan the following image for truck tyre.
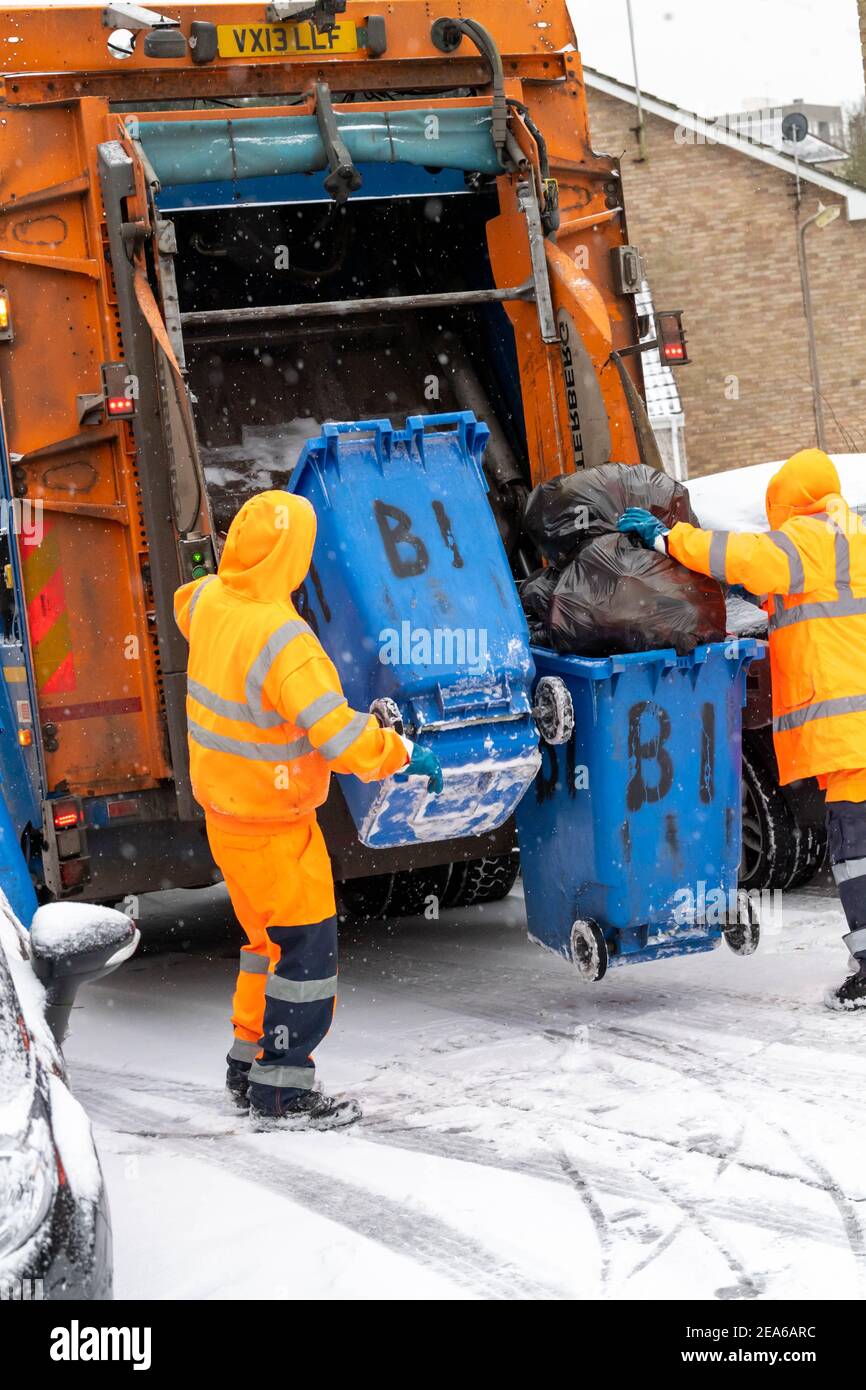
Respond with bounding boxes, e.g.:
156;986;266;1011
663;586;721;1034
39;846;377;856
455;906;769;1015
336;872;395;923
786;823;828;890
740;737;798;891
441;852;520;909
387;864;452;918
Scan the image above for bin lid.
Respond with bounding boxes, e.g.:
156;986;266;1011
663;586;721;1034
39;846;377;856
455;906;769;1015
290;413;536;728
530;639;764;683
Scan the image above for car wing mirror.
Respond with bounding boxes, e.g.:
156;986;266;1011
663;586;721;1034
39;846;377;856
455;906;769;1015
29;903;139;1045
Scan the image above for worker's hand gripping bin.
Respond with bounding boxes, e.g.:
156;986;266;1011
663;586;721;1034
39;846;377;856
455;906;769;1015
516;640;764;980
289;413;542;847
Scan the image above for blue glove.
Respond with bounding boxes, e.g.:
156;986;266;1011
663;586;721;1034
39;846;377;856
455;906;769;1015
397;742;444;795
617;507;670;550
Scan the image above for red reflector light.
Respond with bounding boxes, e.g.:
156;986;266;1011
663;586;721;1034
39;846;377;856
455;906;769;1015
59;858;88;889
108;799;139;819
54;1146;68;1187
52;801;80;830
107;396;135;416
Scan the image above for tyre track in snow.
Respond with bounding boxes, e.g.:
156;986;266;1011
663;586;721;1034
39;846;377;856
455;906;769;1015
598;1024;866;1286
555;1150;612;1290
350;928;866;1066
73;1068;571;1302
72;1049;862;1271
74;928;866;1292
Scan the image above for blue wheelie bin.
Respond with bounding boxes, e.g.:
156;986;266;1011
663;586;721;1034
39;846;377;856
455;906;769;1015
289;413;541;848
515;640;763;979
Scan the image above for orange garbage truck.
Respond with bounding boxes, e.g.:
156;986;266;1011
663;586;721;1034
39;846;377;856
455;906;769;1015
0;1;666;910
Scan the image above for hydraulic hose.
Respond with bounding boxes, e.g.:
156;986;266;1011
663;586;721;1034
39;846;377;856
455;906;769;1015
431;17;508;164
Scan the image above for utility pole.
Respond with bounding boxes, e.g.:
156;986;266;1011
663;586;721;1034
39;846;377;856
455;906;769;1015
797;203;841;451
625;0;648;162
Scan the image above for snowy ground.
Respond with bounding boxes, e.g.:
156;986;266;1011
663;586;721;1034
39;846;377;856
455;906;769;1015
62;877;866;1302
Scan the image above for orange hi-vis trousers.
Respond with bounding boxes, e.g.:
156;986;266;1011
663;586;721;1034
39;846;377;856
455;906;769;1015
206;814;339;1111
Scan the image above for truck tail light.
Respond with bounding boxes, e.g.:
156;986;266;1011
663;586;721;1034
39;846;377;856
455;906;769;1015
100;361;136;419
43;796;90;896
657;310;689;365
52;800;81;831
0;288;12;342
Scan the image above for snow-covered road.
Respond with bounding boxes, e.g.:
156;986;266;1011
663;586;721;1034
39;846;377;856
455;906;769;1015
63;879;866;1301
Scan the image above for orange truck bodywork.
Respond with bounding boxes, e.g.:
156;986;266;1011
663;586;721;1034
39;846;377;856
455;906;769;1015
0;2;654;899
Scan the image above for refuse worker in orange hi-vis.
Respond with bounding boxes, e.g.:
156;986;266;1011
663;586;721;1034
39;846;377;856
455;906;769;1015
618;449;866;1011
175;491;443;1130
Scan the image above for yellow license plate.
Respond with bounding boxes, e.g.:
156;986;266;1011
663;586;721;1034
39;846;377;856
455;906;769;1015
217;20;359;59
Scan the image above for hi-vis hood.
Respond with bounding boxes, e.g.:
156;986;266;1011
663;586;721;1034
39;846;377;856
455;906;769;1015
218;490;317;600
765;449;842;530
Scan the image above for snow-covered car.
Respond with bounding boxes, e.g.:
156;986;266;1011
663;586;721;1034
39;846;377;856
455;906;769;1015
687;454;866;892
0;897;138;1300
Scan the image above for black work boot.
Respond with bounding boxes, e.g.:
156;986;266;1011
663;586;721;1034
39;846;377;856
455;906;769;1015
249;1090;362;1133
225;1057;252;1110
826;959;866;1011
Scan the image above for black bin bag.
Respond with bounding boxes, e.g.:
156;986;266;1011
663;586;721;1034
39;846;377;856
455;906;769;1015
547;534;726;657
521;464;726;657
524;462;699;566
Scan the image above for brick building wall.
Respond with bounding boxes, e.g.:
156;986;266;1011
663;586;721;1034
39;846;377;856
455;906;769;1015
586;85;866;476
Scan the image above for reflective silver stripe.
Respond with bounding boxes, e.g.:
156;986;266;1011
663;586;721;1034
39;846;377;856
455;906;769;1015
774;693;866;733
769;595;866;631
265;973;338;1003
317;710;370;762
188;678;258;725
832;856;866;885
248;1061;315;1090
835;528;852;592
245;620;312;730
844;928;866;959
709;531;729;583
295;690;346;731
767;531;805;594
239;951;270;975
188;574;216;624
189;619;313;730
229;1038;260;1062
188;720;312;762
815;512;853;593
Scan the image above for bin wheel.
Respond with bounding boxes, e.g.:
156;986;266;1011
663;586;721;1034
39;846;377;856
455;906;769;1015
724;892;761;957
533;677;574;746
370;697;404;736
569;919;608;983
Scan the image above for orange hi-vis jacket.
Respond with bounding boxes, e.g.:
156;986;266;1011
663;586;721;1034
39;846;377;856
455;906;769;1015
174;490;409;828
666;450;866;786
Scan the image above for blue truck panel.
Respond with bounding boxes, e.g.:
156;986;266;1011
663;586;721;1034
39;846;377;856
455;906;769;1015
132;107;502;190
